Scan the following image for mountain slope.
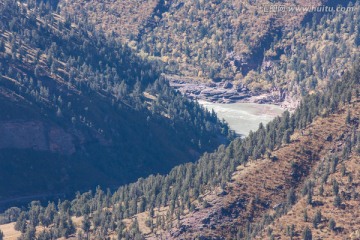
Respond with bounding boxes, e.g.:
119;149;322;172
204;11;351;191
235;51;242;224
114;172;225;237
0;0;231;204
167;97;359;239
0;1;359;239
251;0;360;105
0;65;357;240
259;141;360;239
59;0;323;80
59;0;360;107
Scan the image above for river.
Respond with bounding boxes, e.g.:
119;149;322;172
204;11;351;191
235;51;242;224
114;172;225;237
198;100;284;136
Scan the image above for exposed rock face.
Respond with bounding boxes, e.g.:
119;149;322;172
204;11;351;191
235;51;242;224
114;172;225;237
0;121;75;155
168;76;251;104
167;75;300;111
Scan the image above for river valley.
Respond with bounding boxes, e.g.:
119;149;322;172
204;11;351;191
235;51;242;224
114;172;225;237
198;100;284;136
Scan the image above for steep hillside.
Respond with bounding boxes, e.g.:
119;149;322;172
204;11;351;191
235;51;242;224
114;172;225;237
136;0;324;79
123;68;360;240
0;65;357;239
0;0;359;239
258;139;360;239
59;0;159;41
0;0;231;204
167;96;359;239
58;0;359;104
59;0;323;81
251;0;360;106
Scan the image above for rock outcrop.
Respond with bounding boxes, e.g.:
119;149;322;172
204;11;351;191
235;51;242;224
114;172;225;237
0;121;75;155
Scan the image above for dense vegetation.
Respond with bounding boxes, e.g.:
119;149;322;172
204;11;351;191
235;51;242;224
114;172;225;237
0;0;359;239
252;1;360;97
0;0;232;201
242;109;359;239
58;0;312;79
2;55;358;239
59;0;359;96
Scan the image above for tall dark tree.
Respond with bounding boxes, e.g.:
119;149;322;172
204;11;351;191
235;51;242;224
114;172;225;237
82;215;91;239
15;212;27;233
302;226;312;240
0;39;5;53
313;210;322;229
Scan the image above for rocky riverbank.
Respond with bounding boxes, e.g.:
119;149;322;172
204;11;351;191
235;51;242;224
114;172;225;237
166;75;300;111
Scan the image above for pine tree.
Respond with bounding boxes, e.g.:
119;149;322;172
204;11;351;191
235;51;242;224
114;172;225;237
4;207;21;223
346;110;351;124
319;184;324;196
334;195;342;208
20;226;36;240
287;188;297;205
15;212;27;233
28;201;41;227
0;39;5;53
37;230;52;240
355;32;360;46
329;218;336;231
332;180;339;195
82;215;91;239
283;129;291;144
331;157;338;173
303;209;308;222
313;210;322;229
286;224;295;240
302;226;312;240
341;164;346;176
307;190;313;205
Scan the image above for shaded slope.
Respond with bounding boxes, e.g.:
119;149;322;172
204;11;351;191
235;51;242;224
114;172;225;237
0;66;358;239
0;0;230;204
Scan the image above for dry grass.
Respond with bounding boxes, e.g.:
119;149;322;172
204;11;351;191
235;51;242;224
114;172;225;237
0;216;86;240
260;153;360;240
165;100;359;239
1;101;357;239
0;223;21;240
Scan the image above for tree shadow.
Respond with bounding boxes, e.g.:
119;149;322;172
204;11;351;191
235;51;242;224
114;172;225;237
311;200;324;207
